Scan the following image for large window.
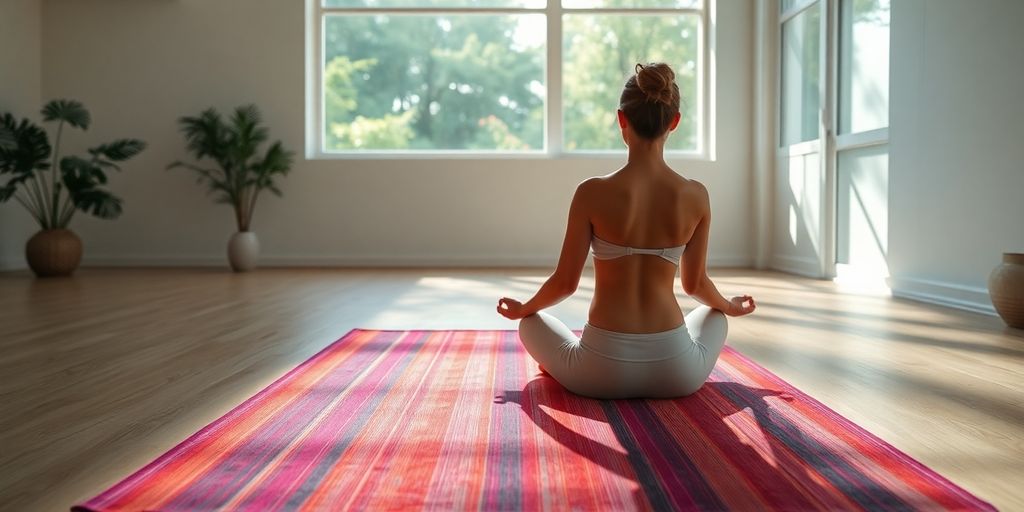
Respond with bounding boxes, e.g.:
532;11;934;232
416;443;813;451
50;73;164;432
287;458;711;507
310;0;708;156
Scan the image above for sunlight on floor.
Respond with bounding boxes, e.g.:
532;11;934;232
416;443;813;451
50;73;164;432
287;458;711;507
833;265;891;296
360;274;592;329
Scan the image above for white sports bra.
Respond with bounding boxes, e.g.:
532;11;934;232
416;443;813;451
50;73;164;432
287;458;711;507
591;235;686;265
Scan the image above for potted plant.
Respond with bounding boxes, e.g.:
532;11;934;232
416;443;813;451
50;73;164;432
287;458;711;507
168;105;293;272
0;100;145;277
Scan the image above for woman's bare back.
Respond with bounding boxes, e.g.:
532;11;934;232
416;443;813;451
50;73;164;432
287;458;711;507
582;164;709;333
496;61;754;342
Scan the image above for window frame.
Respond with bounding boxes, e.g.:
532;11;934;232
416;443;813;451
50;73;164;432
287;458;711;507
305;0;712;160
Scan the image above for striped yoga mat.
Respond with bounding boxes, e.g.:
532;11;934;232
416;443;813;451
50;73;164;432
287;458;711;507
74;330;993;511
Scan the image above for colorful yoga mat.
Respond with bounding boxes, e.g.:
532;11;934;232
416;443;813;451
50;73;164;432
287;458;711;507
74;330;994;511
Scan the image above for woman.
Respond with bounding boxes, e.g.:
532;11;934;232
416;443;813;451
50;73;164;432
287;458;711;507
496;63;756;399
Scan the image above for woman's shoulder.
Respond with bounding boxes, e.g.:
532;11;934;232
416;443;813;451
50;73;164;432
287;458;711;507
571;175;623;214
574;175;612;197
678;176;708;197
670;175;710;216
651;170;706;199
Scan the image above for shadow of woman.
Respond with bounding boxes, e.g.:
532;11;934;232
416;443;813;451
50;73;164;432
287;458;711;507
495;376;889;511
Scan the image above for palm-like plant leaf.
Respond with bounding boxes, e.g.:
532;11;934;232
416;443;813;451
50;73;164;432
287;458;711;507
170;104;292;231
94;159;122;172
261;141;293;174
89;139;146;162
0;113;51;178
178;109;228;163
2;101;141;227
229;105;268;164
41;100;91;130
251;141;294;196
61;157;122;219
166;161;219;182
70;188;122;219
167;160;234;204
0;120;15;150
0;112;51;224
61;156;107;185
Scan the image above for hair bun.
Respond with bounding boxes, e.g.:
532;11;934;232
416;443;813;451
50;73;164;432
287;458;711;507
618;62;680;139
634;63;676;106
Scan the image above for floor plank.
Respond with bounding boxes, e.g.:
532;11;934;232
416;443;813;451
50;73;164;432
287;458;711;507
1;268;1021;510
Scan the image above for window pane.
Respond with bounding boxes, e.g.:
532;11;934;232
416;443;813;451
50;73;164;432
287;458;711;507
780;2;820;146
563;15;700;151
563;0;700;8
836;144;888;271
325;0;545;8
839;0;889;134
323;15;545;151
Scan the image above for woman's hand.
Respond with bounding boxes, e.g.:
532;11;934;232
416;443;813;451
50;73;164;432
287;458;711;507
497;297;529;320
726;295;756;317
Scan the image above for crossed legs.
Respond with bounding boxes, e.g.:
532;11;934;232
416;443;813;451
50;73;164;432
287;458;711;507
518;306;728;398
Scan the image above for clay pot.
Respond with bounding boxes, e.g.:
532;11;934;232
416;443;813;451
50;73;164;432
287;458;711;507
989;253;1024;328
25;229;83;277
227;231;260;272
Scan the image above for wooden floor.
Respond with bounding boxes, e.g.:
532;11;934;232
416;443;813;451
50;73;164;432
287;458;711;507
1;268;1021;511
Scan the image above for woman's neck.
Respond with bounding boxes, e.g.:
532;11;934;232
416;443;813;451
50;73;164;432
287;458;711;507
625;138;668;170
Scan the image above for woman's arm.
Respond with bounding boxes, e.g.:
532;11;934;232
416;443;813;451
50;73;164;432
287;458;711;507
498;181;593;320
679;184;755;317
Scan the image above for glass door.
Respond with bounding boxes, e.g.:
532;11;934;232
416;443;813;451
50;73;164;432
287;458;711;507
775;0;890;282
776;0;828;277
832;0;890;287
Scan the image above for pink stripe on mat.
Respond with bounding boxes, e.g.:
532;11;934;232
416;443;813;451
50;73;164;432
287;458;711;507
74;329;995;511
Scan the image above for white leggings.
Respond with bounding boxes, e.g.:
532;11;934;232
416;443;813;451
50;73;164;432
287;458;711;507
517;306;728;399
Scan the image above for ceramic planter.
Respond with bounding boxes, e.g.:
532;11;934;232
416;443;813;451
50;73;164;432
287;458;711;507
25;229;83;277
228;231;260;272
989;252;1024;328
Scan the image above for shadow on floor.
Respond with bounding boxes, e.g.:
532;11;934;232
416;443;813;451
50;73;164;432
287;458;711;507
495;376;916;510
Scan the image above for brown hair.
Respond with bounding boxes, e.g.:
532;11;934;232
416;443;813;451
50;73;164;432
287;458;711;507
619;62;681;140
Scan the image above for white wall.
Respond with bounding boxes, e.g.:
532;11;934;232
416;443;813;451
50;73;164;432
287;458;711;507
888;0;1024;313
0;0;42;270
36;0;755;268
